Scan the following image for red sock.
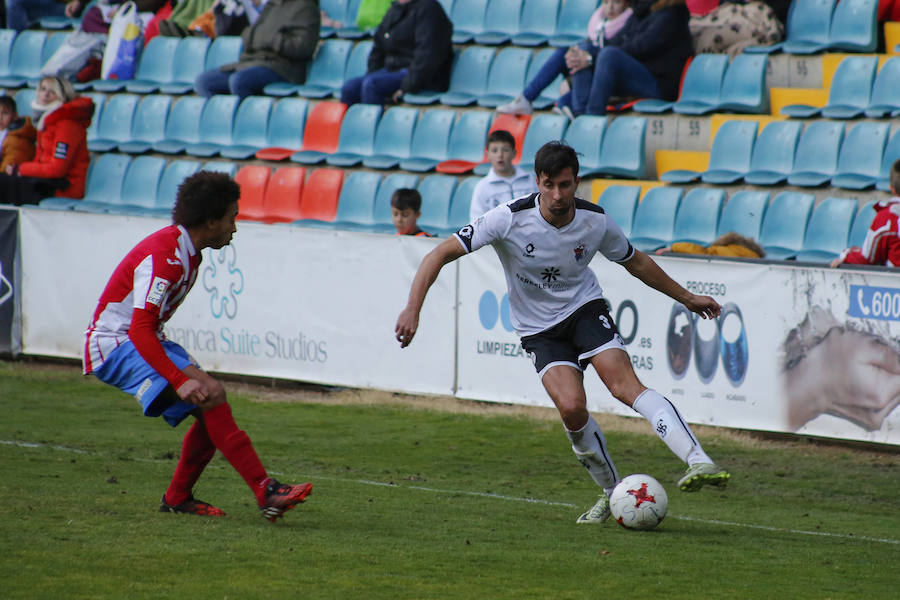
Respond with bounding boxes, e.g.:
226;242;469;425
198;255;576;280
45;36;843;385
202;403;269;504
165;419;216;506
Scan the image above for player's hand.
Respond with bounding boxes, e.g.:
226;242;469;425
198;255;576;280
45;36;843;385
395;307;419;348
176;378;212;407
683;294;721;320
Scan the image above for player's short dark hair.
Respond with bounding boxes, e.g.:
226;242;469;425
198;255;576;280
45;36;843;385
172;171;240;228
0;96;17;113
534;141;579;179
486;129;515;150
891;158;900;195
391;188;422;212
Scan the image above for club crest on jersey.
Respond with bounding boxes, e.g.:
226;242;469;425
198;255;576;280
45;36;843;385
574;244;586;261
523;242;535;257
54;141;68;159
146;276;170;306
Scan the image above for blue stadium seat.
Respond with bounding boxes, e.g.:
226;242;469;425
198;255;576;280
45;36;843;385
826;0;878;52
87;93;140;152
0;30;46;88
848;201;877;248
747;0;835;54
716;191;769;239
782;56;877;119
548;0;595;47
474;0;523;45
437;0;455;14
81;91;102;143
671;188;725;246
159;36;210;95
219;96;275;159
398;109;456;172
257;97;309;159
309;170;382;229
201;160;237;176
526;47;566;109
758;191;816;260
477;47;532;108
876;129;900;192
266;39;352;97
444;175;480;233
701;121;758;184
796;196;858;263
319;0;347;38
450;0;489;43
596;117;647;179
155;160;202;215
14;88;37;119
629;187;683;252
204;36;243;71
372;173;420;231
118;94;173;155
718;53;768;114
744;121;803;186
417;174;458;232
0;30;17;79
516;113;569;172
341;39;373;86
831;121;890;190
403;49;459;105
112;156;168;215
512;0;561;46
563;115;607;176
62;153;132;212
323;103;383;166
439;45;494;106
184;95;241;157
335;0;367;39
597;186;641;237
362;106;419;169
151;96;207;154
865;57;900;118
40;31;70;69
787;121;845;187
670;54;729;115
431;110;492;170
123;36;180;94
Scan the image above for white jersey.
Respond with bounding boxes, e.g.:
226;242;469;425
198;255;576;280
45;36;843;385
454;193;634;336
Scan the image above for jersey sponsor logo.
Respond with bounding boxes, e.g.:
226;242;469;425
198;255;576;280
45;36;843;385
540;267;560;282
54;141;68;159
146;276;170;306
523;242;535;258
574;244;586;261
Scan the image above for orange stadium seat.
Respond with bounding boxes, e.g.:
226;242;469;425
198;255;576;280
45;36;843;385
260;166;306;223
298;168;344;221
235;165;271;221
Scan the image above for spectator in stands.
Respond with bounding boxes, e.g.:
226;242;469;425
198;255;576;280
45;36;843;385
194;0;319;100
5;0;68;31
355;0;392;31
688;0;787;57
469;130;538;222
831;160;900;269
0;76;93;205
655;232;765;258
340;0;453;106
391;188;433;237
498;0;633;118
0;96;36;173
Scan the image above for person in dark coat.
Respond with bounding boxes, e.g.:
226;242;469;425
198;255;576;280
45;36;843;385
340;0;453;106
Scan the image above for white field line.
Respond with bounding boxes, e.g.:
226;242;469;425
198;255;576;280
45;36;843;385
4;439;898;546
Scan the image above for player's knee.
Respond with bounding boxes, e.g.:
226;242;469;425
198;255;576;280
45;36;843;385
605;379;643;406
556;398;588;427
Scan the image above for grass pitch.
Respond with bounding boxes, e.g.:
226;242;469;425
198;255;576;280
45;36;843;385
1;360;898;599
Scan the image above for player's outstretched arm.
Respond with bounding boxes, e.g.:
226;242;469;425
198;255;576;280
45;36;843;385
621;249;721;319
395;237;467;347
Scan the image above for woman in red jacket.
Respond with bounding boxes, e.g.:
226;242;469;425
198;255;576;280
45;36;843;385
0;76;94;205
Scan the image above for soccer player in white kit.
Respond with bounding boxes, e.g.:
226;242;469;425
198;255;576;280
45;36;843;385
395;142;730;523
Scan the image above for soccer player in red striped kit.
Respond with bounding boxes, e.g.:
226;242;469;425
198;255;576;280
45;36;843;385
84;170;312;521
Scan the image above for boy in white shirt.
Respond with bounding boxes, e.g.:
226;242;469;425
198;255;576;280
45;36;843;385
469;130;538;222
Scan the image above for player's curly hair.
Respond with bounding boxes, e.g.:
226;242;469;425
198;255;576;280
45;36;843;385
534;141;579;179
172;171;240;228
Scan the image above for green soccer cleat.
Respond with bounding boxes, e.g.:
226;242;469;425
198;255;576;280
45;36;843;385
678;463;731;492
576;492;611;524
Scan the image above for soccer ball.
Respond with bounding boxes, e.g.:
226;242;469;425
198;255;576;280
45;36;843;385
609;474;668;531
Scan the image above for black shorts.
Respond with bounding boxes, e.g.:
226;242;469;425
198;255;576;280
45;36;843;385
520;299;626;376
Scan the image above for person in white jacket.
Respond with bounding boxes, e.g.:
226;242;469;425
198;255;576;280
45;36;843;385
469;130;538;223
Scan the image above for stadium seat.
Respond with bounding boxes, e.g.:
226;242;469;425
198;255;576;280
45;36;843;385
746;0;835;54
278;100;346;162
0;30;46;88
298;168;344;221
744;121;803;186
450;0;489;43
123;36;180;94
266;39;352;97
526;47;566;109
466;112;531;175
155;160;202;215
319;0;346;38
301;170;381;229
87;93;140;152
758;191;816;260
512;0;561;46
201;160;237;176
416;175;458;232
787;121;845;187
40;31;70;68
219;96;275;159
398;108;456;172
334;0;367;39
669;54;729;116
595;116;647;179
699;120;758;184
474;0;523;45
117;94;173;155
671;188;726;246
255;97;310;161
875;129;900;192
259;166;305;223
477;47;532;108
82;91;103;143
444;175;480;233
548;0;595;47
826;0;879;52
403;49;459;105
205;35;243;71
782;56;877;119
597;186;641;237
342;39;373;86
716;191;769;239
865;57;900;118
796;196;858;262
151;95;206;154
235;165;271;221
563;115;607;176
372;173;419;230
112;156;168;215
516;113;569;172
438;45;495;106
629;187;683;252
717;53;769;114
184;94;240;157
159;36;211;95
362;106;419;169
56;153;131;212
323;103;384;166
431;110;492;174
831;121;890;190
848;201;876;248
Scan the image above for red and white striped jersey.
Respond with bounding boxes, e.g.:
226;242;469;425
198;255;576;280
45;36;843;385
83;225;201;387
841;197;900;268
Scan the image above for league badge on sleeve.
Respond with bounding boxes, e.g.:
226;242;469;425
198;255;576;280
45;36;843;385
146;276;170;306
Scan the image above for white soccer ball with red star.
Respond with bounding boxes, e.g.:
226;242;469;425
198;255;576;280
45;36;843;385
609;474;668;530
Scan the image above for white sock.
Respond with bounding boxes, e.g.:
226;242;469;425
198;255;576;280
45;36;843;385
632;389;712;466
565;415;619;494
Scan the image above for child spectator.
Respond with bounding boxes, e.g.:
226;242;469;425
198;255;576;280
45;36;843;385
391;188;433;237
831;159;900;269
469;130;538;222
0;96;36;173
656;232;765;258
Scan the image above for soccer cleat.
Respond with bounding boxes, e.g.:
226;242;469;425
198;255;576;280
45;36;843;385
576;492;611;524
159;494;226;517
259;479;313;523
496;95;533;115
678;463;731;492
